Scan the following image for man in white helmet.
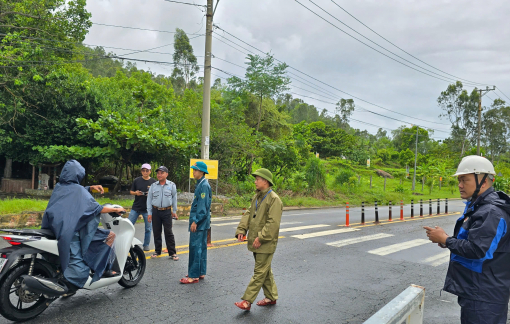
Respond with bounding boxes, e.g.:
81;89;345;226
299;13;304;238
424;155;510;324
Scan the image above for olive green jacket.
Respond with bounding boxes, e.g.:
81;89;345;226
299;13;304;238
235;188;283;254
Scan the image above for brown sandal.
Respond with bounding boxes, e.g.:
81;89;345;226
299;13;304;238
151;253;160;259
256;298;277;306
170;254;179;261
235;300;251;311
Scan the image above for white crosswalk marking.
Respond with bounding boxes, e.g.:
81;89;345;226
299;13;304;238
368;239;430;256
326;233;394;248
211;221;241;226
279;224;330;233
291;228;360;239
422;250;451;266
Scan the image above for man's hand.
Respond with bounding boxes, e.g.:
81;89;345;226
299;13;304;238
190;222;197;232
172;212;178;220
424;226;449;245
136;190;143;196
237;234;244;242
89;185;104;194
252;237;261;249
148;215;152;223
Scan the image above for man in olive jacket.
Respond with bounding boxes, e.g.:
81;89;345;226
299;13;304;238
234;168;283;311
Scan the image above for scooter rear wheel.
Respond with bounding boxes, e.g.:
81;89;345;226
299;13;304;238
118;245;146;288
0;262;53;322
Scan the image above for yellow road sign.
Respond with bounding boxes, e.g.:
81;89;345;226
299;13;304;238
189;159;219;179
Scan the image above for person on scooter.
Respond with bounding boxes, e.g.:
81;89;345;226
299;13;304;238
41;160;125;293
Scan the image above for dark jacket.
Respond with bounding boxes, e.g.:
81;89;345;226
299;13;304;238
443;187;510;304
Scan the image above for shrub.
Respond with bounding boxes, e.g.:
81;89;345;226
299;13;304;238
335;168;356;186
305;157;326;193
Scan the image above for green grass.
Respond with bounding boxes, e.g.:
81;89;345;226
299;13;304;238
0;197;134;216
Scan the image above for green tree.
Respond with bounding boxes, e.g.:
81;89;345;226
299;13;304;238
172;28;199;91
335;98;355;129
437;81;479;156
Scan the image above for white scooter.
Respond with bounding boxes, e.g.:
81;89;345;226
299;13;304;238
0;204;146;322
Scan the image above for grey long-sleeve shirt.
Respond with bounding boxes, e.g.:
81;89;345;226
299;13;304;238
146;180;177;215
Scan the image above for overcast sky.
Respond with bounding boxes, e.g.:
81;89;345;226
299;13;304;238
84;0;510;140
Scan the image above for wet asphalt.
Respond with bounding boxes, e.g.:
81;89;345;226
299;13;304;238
0;199;500;323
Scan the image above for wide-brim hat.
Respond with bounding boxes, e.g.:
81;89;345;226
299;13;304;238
191;161;209;174
252;168;274;186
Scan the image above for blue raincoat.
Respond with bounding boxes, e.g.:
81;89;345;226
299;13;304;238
41;160;114;288
188;176;212;278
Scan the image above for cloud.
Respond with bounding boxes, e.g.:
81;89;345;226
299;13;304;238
84;0;510;139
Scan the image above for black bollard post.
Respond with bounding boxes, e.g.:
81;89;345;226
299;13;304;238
420;199;423;217
445;198;448;214
361;202;365;225
375;201;379;224
388;201;392;221
437;198;440;215
429;199;432;216
411;199;414;218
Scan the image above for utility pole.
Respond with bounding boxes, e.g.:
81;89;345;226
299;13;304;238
412;126;419;191
476;86;496;155
201;0;214;160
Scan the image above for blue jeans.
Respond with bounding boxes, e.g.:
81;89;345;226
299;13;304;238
128;209;151;248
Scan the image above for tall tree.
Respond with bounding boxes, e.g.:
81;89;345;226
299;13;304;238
437;81;479;156
335;98;355;129
228;54;291;133
172;28;199;91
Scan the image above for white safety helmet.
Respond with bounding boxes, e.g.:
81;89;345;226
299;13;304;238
453;155;495;179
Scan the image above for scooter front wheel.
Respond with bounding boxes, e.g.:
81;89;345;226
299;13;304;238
118;245;146;288
0;262;53;322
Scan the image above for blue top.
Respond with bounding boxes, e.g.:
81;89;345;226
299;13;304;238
146;180;178;215
189;176;212;231
443;187;510;304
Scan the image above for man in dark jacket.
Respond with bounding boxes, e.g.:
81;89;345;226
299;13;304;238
424;155;510;324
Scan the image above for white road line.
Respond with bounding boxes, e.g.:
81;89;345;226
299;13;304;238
326;233;394;248
225;221;304;228
368;239;430;256
211;222;241;226
423;251;451;267
279;224;330;233
291;228;360;239
280;222;304;227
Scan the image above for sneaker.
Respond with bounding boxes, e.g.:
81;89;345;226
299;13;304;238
143;246;150;252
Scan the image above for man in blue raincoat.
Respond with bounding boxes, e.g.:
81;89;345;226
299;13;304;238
41;160;125;292
180;161;212;284
425;156;510;324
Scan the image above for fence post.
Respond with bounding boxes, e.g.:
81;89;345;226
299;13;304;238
361;201;365;225
421;177;424;192
375;201;379;224
358;175;361;185
429;199;432;216
411;199;414;218
346;202;350;227
400;200;404;221
437;198;440;215
370;175;373;189
420;199;423;217
445;198;448;214
384;178;387;191
388;201;392;221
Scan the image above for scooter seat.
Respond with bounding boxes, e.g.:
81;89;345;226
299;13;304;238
0;228;56;240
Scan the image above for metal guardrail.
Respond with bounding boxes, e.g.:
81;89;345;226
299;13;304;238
363;284;425;324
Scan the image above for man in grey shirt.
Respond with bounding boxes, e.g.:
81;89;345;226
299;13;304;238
147;166;179;260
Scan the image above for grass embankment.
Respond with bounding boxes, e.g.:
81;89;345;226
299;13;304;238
0;198;133;216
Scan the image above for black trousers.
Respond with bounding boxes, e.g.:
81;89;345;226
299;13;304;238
458;297;508;324
152;209;176;256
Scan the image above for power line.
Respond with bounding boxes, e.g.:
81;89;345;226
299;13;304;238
328;0;489;87
293;0;480;86
162;0;206;8
496;87;510;102
213;26;452;127
91;22;203;35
